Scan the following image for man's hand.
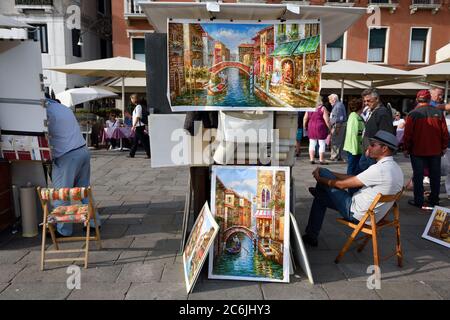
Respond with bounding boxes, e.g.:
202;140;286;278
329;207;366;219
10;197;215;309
131;126;136;132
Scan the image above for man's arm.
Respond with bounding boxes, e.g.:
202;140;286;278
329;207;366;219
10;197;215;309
313;168;364;190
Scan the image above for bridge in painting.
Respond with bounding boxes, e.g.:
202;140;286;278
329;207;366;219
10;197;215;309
209;61;251;76
222;225;256;243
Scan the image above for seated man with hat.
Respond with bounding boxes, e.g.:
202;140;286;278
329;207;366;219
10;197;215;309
303;130;404;247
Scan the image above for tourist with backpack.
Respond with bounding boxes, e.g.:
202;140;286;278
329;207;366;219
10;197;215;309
128;93;150;159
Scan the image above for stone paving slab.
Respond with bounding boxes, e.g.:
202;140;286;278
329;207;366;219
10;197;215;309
0;283;72;300
322;281;381;300
67;282;131;300
188;280;264;300
261;279;329;300
0;249;29;264
116;263;165;283
374;281;443;300
0;265;26;283
126;281;187;300
424;281;450;299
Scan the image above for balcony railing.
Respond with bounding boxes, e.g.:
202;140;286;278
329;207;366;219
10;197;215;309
15;0;53;13
368;0;399;13
15;0;53;5
124;0;144;16
324;0;355;7
410;0;441;14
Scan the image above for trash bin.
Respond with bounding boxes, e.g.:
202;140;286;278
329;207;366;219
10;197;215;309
20;186;38;237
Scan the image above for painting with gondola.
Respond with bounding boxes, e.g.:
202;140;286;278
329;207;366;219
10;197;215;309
209;166;290;283
167;19;321;111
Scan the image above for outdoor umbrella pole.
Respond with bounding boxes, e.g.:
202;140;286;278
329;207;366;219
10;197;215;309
122;76;125;120
445;80;449;104
340;79;344;102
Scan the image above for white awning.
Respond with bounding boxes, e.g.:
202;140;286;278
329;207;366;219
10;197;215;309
436;43;450;64
137;1;366;44
255;209;272;219
0;15;32;29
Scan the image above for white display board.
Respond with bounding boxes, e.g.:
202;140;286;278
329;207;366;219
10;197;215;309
0;40;46;133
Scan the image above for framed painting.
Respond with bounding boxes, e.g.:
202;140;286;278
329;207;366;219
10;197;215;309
209;165;290;282
422;206;450;248
183;202;219;293
167;19;321;111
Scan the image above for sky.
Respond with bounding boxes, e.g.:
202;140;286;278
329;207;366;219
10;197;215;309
201;23;270;55
215;167;258;201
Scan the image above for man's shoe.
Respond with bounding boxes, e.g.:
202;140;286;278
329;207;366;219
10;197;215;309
302;234;318;247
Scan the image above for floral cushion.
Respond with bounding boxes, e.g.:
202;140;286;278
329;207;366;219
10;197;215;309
47;204;89;224
40;187;88;202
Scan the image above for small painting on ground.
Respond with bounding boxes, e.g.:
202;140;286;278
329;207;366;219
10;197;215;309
422;206;450;248
183;202;219;293
209;166;290;282
168;20;321;111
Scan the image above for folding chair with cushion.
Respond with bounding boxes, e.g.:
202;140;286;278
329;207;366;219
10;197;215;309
37;187;101;270
334;189;404;268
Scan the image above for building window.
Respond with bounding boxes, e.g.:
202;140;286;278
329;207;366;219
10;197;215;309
409;28;429;63
326;35;343;62
100;38;107;59
368;28;387;63
72;29;82;58
132;38;145;62
28;24;48;53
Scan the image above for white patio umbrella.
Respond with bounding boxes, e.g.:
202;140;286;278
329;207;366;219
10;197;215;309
0;14;32;29
56;86;118;108
322;59;419;101
409;62;450;103
47;57;146;117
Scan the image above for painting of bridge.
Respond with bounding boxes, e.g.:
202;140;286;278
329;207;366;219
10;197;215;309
168;20;321;111
209;166;290;283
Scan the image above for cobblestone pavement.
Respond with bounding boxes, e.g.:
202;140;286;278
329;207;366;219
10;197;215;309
0;149;449;300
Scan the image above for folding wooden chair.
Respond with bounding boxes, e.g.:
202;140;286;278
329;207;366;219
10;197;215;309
334;189;404;268
37;187;102;270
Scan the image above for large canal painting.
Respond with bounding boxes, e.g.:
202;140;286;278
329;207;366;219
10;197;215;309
168;20;321;111
209;166;290;283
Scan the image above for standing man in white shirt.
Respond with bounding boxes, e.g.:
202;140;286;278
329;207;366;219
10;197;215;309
302;130;403;247
128;94;150;158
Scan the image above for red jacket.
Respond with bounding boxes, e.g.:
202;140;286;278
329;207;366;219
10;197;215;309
403;104;449;156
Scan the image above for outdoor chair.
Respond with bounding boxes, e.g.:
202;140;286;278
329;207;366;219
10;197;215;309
37;187;101;270
334;189;404;268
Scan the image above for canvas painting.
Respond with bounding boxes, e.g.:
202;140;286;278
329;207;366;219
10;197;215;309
422;206;450;248
183;202;219;293
209;166;290;282
168;20;321;111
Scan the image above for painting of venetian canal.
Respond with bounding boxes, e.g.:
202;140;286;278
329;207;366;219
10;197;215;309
183;203;219;293
168;20;321;111
209;166;290;283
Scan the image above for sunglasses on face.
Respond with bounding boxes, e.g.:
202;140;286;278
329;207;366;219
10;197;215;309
369;141;385;148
